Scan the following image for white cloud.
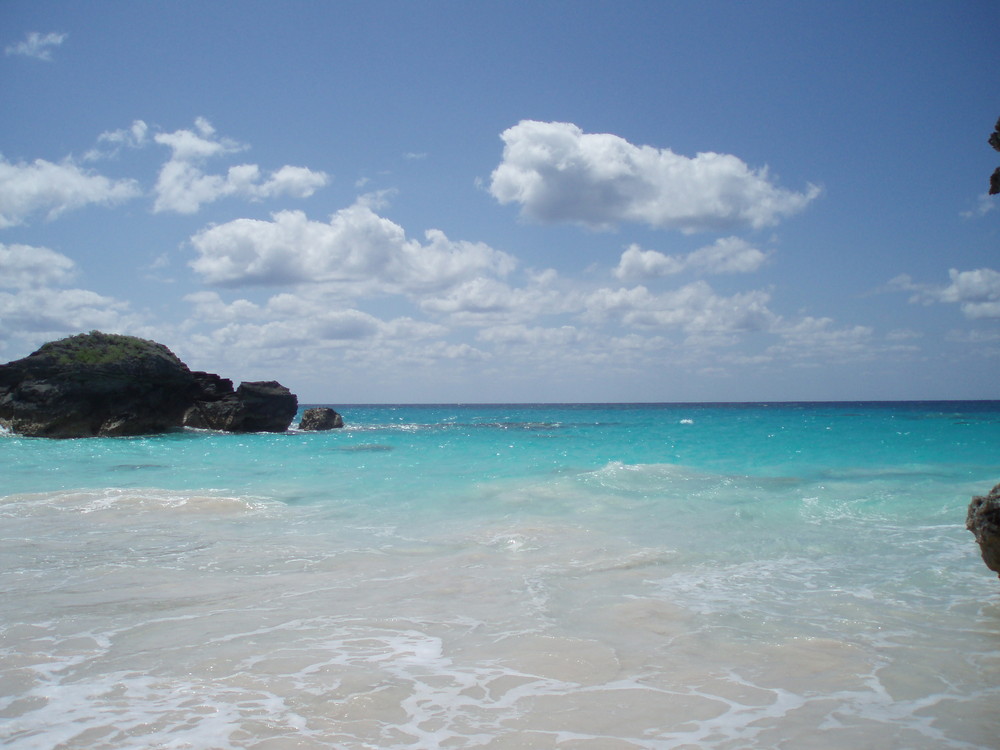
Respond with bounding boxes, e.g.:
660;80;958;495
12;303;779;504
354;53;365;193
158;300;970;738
184;290;440;344
613;245;685;280
489;120;820;232
0;155;141;228
154;117;241;161
5;31;67;61
476;323;583;347
0;243;139;356
85;120;150;160
584;281;777;335
0;243;77;288
0;287;132;343
614;237;769;281
937;268;1000;318
418;276;567;325
152;119;329;214
174;288;456;385
189;201;517;294
418;277;515;315
892;267;1000;319
768;316;874;360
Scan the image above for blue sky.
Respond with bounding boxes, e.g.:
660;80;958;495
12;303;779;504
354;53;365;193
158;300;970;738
1;1;998;403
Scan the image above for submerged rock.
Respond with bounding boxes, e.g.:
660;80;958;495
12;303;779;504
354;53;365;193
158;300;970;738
967;483;1000;578
0;332;299;438
298;407;344;431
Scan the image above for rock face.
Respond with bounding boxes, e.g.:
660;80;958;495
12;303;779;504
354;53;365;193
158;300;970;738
967;483;1000;578
184;380;298;433
0;332;299;438
0;332;195;437
298;407;344;431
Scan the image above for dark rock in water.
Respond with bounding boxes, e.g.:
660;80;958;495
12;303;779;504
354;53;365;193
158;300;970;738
967;483;1000;578
230;381;298;433
181;372;235;429
0;331;299;438
298;406;344;431
0;332;195;437
183;379;298;433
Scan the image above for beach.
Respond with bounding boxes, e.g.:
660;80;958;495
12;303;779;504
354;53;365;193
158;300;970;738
2;402;999;748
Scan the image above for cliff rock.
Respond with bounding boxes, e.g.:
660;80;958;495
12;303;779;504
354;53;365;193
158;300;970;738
967;482;1000;578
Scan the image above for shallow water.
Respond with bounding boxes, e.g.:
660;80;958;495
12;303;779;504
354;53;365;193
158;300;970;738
2;402;999;748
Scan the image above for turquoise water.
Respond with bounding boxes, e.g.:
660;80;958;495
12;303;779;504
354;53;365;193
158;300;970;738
2;402;999;748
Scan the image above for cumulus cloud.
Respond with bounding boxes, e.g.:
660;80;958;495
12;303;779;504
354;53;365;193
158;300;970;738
0;242;138;355
0;155;141;228
189;200;517;294
489;120;820;232
0;243;77;288
418;276;567;325
185;293;386;344
891;268;1000;319
584;281;777;334
153;118;329;213
614;237;769;281
5;31;67;61
935;268;1000;318
0;287;128;334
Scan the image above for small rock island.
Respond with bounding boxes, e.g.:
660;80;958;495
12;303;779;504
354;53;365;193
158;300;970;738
298;407;344;431
0;331;300;438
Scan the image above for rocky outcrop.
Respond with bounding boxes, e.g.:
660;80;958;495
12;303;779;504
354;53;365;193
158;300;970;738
967;483;1000;578
0;332;300;438
298;407;344;431
184;380;298;433
0;332;195;437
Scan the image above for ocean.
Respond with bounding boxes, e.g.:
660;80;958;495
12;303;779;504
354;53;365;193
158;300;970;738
1;402;998;749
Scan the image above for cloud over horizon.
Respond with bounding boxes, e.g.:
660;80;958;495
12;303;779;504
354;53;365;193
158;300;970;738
189;200;518;295
0;242;135;352
0;99;993;399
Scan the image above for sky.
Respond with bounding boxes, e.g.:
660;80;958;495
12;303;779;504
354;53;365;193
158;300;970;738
1;1;998;403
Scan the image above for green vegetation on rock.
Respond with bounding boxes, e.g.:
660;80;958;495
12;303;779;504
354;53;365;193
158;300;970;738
37;331;184;367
